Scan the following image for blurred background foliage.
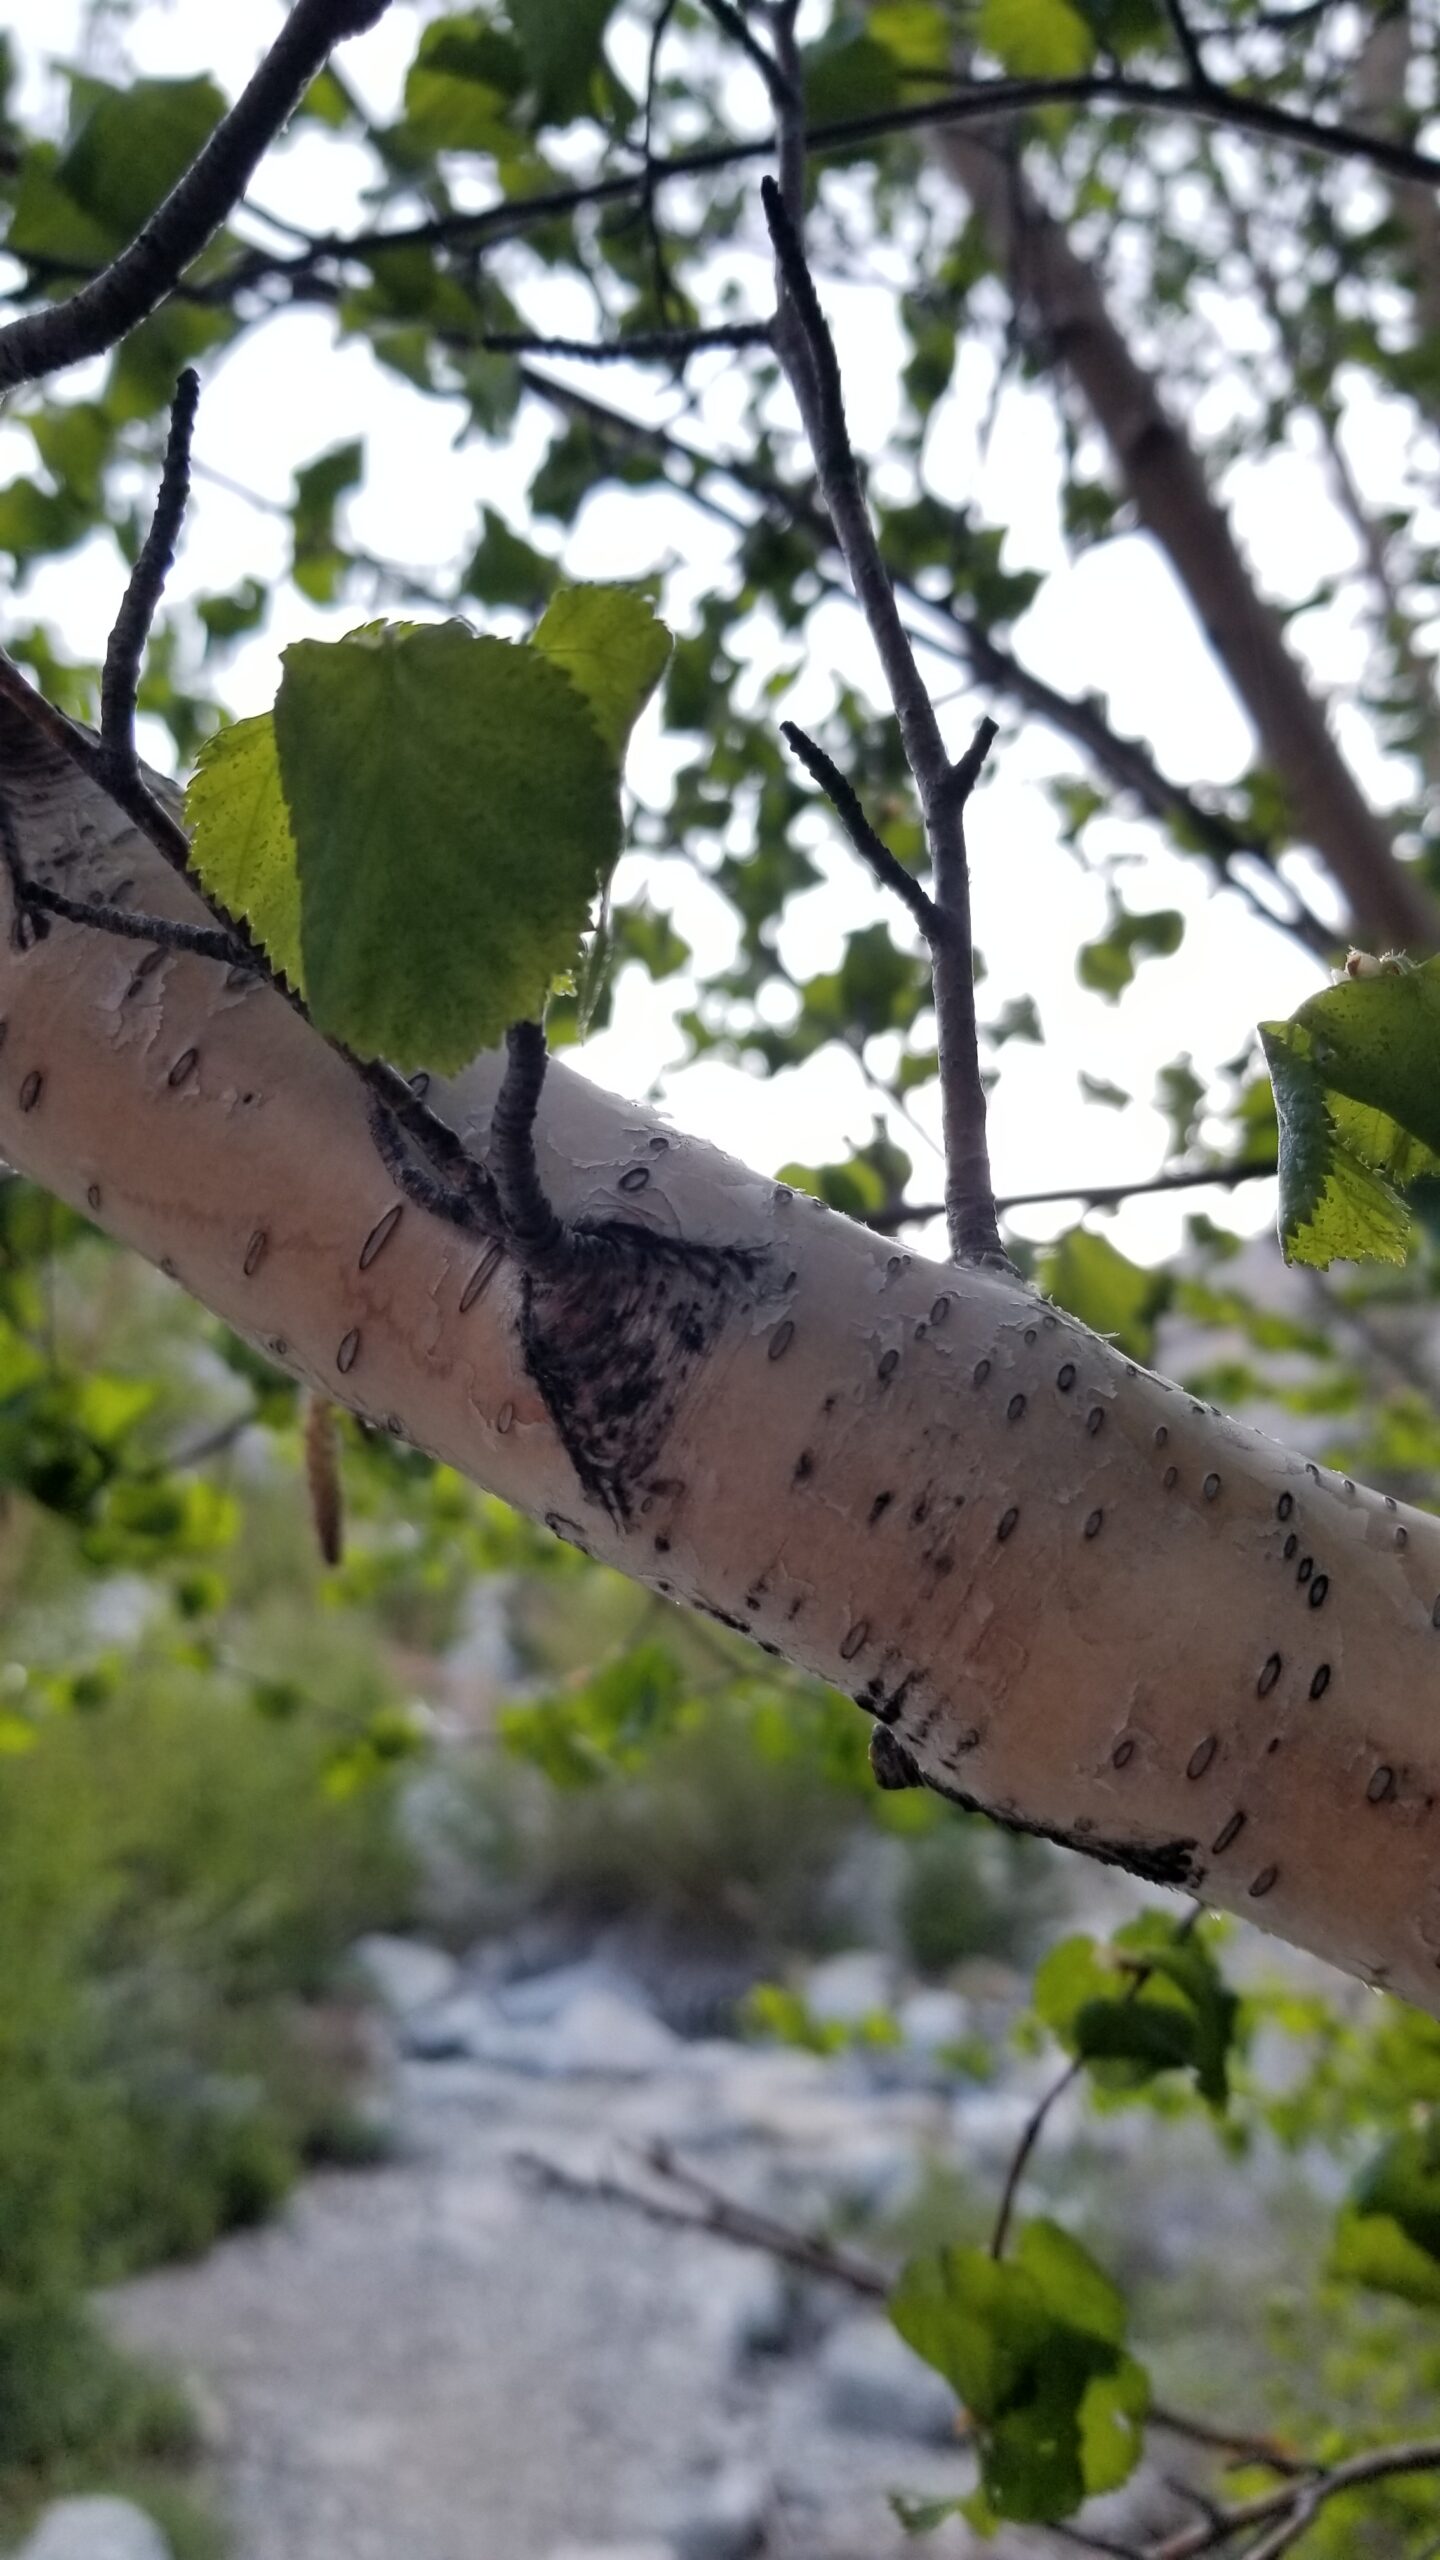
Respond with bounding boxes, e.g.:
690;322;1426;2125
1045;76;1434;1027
6;0;1440;2545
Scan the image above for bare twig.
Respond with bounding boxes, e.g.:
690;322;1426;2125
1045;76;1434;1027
25;882;248;968
761;171;1005;1265
1150;2440;1440;2558
990;2056;1085;2259
0;0;393;393
489;1021;573;1277
993;1906;1203;2260
101;368;201;788
479;320;772;362
930;716;1002;1263
699;0;795;102
84;75;1440;306
871;1156;1281;1231
1161;0;1213;89
1148;2407;1312;2480
780;721;939;936
515;2138;891;2297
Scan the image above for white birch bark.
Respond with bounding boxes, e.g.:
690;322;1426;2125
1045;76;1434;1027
4;710;1440;2011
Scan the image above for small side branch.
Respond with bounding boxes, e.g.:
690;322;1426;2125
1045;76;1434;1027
0;0;393;394
26;882;248;968
780;721;939;936
489;1022;574;1278
760;171;1005;1268
101;367;200;788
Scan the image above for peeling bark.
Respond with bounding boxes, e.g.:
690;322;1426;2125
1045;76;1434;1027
932;124;1440;956
4;710;1440;2011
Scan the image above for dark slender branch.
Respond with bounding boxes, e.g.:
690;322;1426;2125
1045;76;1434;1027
489;1022;573;1277
117;74;1440;302
761;172;1004;1266
931;717;1003;1263
101;368;200;787
872;1157;1281;1231
478;319;771;362
1160;0;1213;90
1149;2408;1312;2480
990;2057;1084;2260
1151;2441;1440;2559
761;179;947;802
698;0;795;103
25;882;248;968
992;1906;1203;2260
780;722;939;935
514;2139;891;2299
0;0;392;393
639;0;684;324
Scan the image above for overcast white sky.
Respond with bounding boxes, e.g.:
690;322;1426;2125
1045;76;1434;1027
2;0;1383;1265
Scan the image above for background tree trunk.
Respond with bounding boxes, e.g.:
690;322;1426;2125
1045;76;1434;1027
933;123;1440;954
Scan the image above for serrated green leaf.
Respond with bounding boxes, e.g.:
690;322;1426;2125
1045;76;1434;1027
272;619;625;1072
980;0;1096;75
532;584;671;759
1260;1020;1419;1270
186;715;302;990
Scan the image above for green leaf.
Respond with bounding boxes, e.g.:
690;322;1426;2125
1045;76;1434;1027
532;584;671;759
1260;961;1440;1268
1352;2124;1440;2259
464;506;558;611
979;0;1096;75
1035;1229;1169;1362
507;0;617;121
1078;904;1184;1000
272;619;627;1072
291;440;365;605
185;715;303;990
57;74;228;243
1331;2204;1440;2309
890;2223;1147;2525
404;14;527;151
1033;1922;1238;2107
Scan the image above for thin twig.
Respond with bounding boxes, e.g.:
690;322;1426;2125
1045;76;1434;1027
489;1022;573;1277
780;721;939;935
101;368;201;787
0;0;393;393
992;1905;1204;2260
871;1157;1281;1231
930;716;1003;1263
1161;0;1213;89
1149;2408;1312;2480
1151;2441;1440;2558
479;320;771;362
699;0;795;102
990;2057;1085;2259
513;2140;891;2297
25;882;248;968
760;171;1004;1265
97;74;1440;304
